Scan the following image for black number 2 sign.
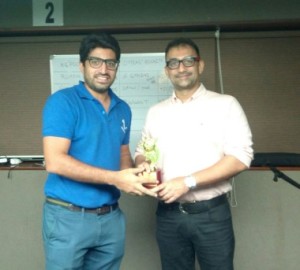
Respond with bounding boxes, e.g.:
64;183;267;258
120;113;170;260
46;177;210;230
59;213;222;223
32;0;63;26
45;2;55;24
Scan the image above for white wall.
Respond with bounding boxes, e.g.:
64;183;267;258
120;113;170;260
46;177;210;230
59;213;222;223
232;170;300;270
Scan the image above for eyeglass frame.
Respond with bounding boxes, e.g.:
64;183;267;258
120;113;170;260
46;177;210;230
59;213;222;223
86;56;120;70
166;56;200;70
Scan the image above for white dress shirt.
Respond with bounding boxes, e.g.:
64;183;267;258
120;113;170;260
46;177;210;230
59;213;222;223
135;84;253;202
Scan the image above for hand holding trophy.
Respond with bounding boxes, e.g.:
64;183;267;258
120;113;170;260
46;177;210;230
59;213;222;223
139;135;162;188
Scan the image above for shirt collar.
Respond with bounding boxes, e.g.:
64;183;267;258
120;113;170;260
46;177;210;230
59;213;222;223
76;80;120;106
171;83;206;103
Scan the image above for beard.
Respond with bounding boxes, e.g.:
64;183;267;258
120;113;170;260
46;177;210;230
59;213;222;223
171;72;199;91
84;73;114;94
89;84;109;94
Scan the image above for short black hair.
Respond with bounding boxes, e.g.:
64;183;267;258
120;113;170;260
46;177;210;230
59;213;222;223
79;33;121;63
165;38;200;58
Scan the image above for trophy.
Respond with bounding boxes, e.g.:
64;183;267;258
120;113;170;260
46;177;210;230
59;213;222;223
139;135;162;187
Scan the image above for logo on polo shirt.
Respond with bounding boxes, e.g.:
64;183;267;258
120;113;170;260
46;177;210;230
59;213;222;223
121;119;128;133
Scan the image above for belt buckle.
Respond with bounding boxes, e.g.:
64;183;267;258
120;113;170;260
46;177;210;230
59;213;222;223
179;201;196;214
179;203;188;214
96;205;110;215
179;203;189;215
67;204;78;211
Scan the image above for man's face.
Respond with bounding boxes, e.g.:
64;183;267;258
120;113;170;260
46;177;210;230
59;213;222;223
80;47;118;94
165;45;204;92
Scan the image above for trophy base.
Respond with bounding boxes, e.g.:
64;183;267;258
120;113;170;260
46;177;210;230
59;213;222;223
143;169;162;188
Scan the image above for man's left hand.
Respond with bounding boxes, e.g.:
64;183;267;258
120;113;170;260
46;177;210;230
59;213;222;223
151;177;189;203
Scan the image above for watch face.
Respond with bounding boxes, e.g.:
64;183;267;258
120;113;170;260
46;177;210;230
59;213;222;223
184;175;197;189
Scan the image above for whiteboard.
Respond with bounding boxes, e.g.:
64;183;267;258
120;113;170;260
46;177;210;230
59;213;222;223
50;53;173;152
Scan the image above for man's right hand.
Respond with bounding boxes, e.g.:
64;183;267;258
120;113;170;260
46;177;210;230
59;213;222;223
112;167;158;197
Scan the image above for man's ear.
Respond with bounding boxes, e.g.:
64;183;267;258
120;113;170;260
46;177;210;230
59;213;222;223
164;66;170;78
79;62;84;73
198;59;205;75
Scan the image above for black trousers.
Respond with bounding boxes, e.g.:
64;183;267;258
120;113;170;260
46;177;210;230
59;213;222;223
156;196;235;270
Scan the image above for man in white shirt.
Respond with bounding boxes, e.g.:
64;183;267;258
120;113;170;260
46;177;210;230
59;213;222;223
135;38;253;270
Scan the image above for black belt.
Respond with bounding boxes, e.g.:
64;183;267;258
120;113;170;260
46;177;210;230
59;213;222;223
46;197;118;215
157;194;227;214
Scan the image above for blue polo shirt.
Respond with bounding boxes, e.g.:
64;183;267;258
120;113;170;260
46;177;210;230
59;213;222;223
42;81;132;207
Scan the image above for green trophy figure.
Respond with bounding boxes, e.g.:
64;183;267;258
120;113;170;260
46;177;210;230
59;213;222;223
140;135;161;186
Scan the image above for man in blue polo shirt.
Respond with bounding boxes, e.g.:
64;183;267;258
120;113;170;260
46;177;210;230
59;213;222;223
42;33;157;270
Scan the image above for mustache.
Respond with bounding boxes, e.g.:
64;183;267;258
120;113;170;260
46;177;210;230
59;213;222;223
175;71;191;77
94;72;111;78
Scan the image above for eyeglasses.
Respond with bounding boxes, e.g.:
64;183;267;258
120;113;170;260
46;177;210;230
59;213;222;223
86;56;119;70
166;56;200;70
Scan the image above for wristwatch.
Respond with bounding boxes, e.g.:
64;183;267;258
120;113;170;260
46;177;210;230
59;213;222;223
184;175;197;190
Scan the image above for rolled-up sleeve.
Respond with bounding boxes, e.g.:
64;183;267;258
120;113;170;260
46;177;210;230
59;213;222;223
223;97;254;167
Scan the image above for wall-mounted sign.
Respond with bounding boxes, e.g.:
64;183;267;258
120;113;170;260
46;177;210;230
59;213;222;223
32;0;63;26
